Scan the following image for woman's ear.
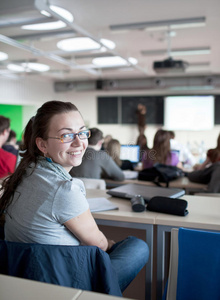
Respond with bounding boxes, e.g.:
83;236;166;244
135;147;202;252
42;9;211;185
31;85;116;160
35;137;47;154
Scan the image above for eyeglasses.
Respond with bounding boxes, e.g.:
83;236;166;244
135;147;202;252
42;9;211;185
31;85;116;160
48;130;91;143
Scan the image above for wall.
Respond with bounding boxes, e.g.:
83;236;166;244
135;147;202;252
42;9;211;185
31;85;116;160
0;77;219;152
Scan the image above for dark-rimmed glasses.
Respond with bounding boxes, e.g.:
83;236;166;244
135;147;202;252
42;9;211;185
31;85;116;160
48;130;91;143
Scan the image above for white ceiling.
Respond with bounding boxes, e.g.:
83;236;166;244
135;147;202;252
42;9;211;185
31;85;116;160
0;0;219;85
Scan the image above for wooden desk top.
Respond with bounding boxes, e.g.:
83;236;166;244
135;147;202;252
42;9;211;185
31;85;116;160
105;176;207;190
87;189;220;231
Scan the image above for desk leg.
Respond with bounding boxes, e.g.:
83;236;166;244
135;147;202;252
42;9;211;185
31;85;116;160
95;219;154;300
156;225;173;300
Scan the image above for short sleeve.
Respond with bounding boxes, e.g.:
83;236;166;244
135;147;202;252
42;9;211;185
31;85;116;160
52;179;89;224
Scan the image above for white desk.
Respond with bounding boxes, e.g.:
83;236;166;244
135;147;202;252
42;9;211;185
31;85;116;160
0;274;82;300
0;275;131;300
87;189;220;300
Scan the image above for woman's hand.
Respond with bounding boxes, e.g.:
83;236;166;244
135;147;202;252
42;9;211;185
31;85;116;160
107;239;116;251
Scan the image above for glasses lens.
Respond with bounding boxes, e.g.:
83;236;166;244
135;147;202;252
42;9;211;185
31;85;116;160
61;133;75;143
78;130;90;139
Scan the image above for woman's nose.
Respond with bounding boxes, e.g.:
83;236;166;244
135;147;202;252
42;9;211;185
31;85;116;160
71;135;82;146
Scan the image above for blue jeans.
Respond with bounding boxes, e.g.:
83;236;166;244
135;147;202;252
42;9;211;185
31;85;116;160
107;236;149;292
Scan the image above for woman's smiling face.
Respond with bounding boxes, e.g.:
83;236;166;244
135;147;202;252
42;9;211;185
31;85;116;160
41;110;88;172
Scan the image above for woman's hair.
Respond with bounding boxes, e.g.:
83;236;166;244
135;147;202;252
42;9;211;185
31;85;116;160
106;139;122;167
136;134;148;150
0;100;78;214
0;116;10;134
152;129;171;164
217;133;220;149
88;128;103;145
6;129;16;142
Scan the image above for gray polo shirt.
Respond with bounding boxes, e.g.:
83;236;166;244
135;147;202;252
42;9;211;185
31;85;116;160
5;160;89;245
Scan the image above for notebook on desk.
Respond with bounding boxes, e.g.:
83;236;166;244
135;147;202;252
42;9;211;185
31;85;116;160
107;183;185;203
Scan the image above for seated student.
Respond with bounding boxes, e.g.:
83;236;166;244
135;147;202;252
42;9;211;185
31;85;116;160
70;128;125;181
2;130;19;156
106;139;134;170
168;130;196;168
0;101;149;293
136;134;149;162
194;133;220;170
101;134;112;151
0;116;17;179
142;129;182;169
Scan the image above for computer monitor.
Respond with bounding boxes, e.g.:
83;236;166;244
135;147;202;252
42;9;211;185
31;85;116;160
120;145;140;163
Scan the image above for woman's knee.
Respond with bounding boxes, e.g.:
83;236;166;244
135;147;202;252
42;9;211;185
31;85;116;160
126;236;149;262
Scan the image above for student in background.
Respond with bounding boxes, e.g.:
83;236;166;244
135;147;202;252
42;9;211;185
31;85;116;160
136;104;147;135
2;130;19;156
70;128;125;181
142;129;182;169
168;130;196;168
0;116;17;179
194;133;220;170
0;101;149;293
101;134;112;150
136;133;149;162
106;139;134;170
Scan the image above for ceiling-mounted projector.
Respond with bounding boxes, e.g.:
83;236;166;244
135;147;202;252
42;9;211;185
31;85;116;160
153;57;189;73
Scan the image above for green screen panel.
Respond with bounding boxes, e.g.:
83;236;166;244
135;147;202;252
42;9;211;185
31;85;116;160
0;104;23;140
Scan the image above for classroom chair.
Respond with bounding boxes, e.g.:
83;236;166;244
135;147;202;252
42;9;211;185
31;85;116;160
163;227;220;300
0;240;122;297
78;178;106;190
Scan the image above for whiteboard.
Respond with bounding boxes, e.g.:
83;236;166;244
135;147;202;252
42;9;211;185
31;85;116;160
164;95;214;130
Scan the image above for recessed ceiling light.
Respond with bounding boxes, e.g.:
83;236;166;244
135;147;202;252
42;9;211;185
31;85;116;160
50;5;74;23
21;63;50;72
7;64;25;72
22;20;66;31
57;37;101;52
100;39;115;50
0;51;8;61
92;56;128;67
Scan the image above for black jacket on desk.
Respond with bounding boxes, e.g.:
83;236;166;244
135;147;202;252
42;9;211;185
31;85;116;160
70;147;125;181
0;240;122;296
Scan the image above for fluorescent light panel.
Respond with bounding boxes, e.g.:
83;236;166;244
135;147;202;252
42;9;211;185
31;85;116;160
57;37;115;52
7;63;50;72
110;17;206;31
172;48;210;56
141;47;210;56
22;20;66;30
50;5;74;23
0;51;8;61
92;56;138;67
92;56;128;67
57;37;101;52
23;5;74;30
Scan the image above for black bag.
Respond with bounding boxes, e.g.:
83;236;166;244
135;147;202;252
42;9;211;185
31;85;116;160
138;163;185;187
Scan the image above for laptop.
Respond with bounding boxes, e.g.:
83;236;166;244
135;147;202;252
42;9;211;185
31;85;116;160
107;183;185;203
120;145;140;164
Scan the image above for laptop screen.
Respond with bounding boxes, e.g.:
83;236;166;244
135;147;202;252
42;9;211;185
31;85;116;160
120;145;140;163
